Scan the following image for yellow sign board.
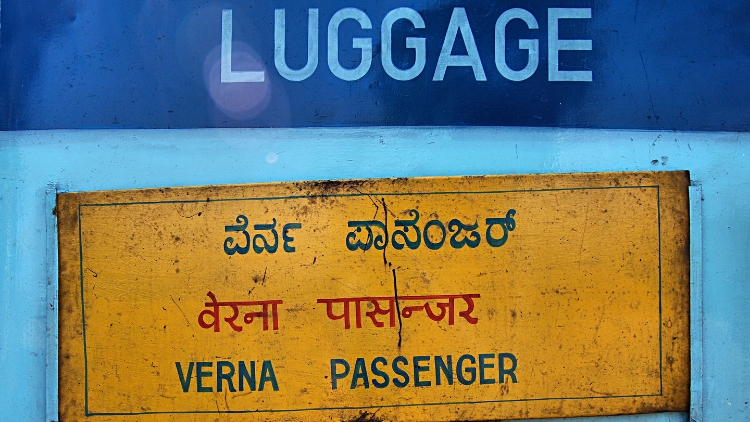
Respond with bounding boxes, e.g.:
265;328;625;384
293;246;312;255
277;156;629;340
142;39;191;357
57;172;690;421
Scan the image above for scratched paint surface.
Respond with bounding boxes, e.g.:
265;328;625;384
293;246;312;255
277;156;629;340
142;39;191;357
57;172;689;421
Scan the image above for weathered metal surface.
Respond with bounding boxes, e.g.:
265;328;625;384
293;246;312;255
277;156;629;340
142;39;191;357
57;171;690;421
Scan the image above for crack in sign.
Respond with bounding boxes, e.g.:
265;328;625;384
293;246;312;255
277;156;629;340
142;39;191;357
392;268;402;348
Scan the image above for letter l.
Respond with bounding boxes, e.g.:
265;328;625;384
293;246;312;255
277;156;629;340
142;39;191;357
221;9;265;82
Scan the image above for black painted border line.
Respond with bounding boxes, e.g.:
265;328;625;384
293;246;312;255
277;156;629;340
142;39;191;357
77;185;663;416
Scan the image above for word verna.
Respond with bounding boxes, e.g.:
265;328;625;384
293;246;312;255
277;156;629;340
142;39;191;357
221;7;593;83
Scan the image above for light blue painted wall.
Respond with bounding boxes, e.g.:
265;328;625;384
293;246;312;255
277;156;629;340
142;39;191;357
1;127;748;421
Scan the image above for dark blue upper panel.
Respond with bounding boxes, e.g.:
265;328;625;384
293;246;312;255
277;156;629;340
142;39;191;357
1;0;748;131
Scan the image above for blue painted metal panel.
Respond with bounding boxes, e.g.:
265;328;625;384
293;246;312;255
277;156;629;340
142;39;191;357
1;0;749;130
1;128;749;421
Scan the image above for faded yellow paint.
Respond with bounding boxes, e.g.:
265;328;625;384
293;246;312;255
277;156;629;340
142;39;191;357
57;172;690;421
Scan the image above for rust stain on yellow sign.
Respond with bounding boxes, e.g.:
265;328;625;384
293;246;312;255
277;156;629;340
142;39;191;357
57;172;690;421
